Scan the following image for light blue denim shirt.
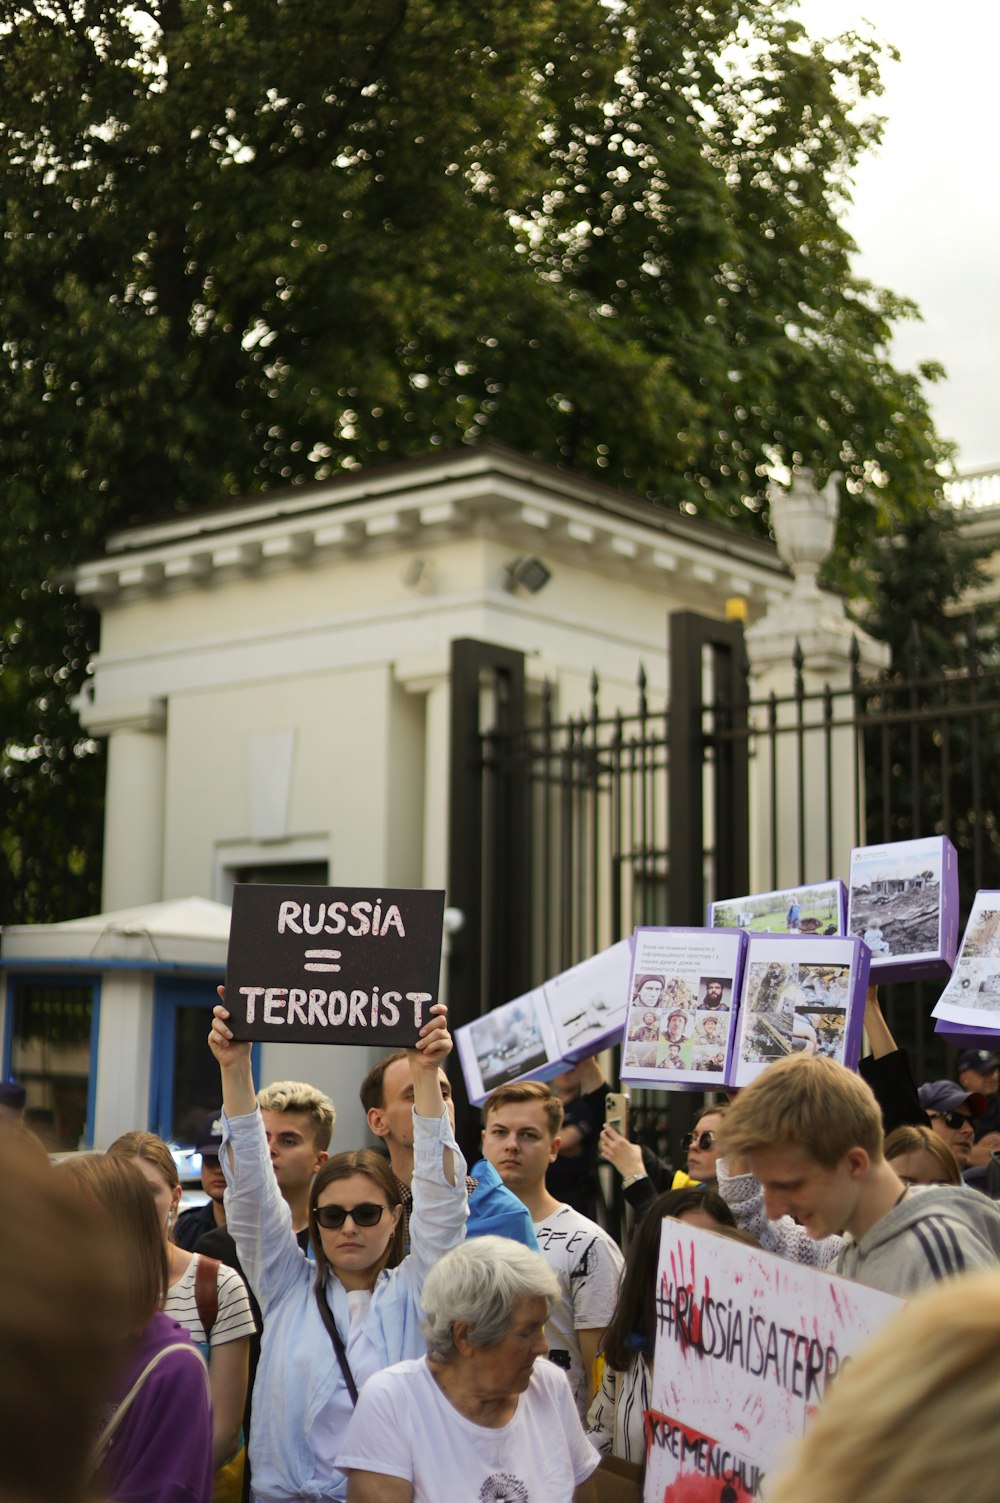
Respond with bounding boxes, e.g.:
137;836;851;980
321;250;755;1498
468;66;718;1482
221;1104;467;1502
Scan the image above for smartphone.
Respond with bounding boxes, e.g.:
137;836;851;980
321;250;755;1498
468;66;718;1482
605;1090;630;1137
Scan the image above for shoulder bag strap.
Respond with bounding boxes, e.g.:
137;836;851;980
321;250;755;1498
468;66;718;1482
314;1279;359;1406
194;1253;220;1340
90;1341;208;1473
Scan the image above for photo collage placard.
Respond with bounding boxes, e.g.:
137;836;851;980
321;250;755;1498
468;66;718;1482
729;933;870;1088
620;927;747;1090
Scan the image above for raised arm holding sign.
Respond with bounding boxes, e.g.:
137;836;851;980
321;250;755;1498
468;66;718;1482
206;992;467;1503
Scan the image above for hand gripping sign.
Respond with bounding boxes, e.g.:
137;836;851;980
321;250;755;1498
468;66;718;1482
225;884;445;1048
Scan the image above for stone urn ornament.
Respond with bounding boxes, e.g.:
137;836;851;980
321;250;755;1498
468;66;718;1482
767;470;841;600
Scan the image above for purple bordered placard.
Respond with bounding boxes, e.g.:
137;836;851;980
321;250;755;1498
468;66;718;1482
729;933;870;1088
847;835;958;984
454;938;636;1106
225;883;445;1048
455;986;564;1107
707;880;847;937
620;926;747;1093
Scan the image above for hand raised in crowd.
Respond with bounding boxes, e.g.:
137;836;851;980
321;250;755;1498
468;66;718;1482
599;1122;644;1179
407;1000;453;1073
208;987;256;1121
405;1002;458;1185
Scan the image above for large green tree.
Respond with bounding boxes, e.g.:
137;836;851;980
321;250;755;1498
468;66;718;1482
0;0;950;920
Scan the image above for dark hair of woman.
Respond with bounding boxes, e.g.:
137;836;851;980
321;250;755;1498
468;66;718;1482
308;1149;406;1290
601;1187;736;1372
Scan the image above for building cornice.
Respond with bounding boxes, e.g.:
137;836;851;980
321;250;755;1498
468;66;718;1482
74;446;788;606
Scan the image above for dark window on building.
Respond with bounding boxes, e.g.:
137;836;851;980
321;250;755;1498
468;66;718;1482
8;980;94;1151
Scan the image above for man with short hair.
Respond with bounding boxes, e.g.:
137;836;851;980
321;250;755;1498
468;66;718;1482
360;1050;537;1248
481;1080;623;1419
956;1050;1000;1167
174;1111;229;1251
255;1078;335;1236
717;1053;1000;1295
917;1079;984;1172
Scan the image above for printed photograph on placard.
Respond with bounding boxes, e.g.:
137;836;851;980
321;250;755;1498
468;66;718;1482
629;970;668;1010
626;1007;667;1043
692;1012;728;1048
622;1038;659;1070
696;976;731;1010
933;892;1000;1030
620;926;747;1090
543;938;634;1058
962;906;1000;960
690;1045;728;1073
738;959;850;1066
710;879;845;936
848;839;942;958
465;997;550;1093
657;1040;691;1071
659;1007;694;1047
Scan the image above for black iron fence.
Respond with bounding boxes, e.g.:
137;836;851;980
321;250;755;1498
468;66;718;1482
447;618;1000;1143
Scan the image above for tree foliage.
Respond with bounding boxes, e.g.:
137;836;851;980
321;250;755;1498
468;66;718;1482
0;0;952;920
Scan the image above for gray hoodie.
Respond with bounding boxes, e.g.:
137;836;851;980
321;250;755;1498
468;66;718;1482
829;1184;1000;1295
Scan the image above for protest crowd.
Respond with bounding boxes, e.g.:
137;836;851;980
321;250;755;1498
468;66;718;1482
5;965;1000;1503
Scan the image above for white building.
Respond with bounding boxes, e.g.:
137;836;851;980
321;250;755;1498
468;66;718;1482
1;444;792;1148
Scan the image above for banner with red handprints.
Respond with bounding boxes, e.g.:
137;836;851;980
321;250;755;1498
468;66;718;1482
645;1412;758;1502
642;1224;903;1503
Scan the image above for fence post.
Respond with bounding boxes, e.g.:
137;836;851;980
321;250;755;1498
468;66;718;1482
668;612;749;925
447;638;528;1032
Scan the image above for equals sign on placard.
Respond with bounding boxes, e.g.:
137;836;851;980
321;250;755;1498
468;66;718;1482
303;950;342;973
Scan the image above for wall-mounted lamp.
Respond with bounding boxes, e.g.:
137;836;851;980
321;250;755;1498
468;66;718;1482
505;554;551;595
402;556;434;593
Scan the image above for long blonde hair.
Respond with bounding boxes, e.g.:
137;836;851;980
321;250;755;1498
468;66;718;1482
767;1272;1000;1503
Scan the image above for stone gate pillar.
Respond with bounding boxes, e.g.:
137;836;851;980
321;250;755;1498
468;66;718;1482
743;472;888;891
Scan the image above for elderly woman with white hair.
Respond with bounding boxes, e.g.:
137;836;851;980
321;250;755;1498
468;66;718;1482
336;1236;600;1502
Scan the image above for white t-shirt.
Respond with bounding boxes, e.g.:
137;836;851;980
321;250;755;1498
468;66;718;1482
336;1354;599;1502
164;1252;256;1351
533;1204;624;1418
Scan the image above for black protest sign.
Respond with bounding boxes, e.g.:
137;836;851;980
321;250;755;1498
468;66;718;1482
225;884;446;1047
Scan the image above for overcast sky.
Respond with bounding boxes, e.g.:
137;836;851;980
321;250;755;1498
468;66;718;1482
795;0;999;473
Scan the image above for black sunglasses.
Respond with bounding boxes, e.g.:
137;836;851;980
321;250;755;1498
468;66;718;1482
928;1110;972;1132
683;1130;717;1151
313;1202;387;1231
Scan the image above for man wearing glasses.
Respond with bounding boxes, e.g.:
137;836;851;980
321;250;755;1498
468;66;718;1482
917;1080;985;1172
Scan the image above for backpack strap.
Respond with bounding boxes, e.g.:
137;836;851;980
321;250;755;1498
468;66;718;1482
194;1253;220;1341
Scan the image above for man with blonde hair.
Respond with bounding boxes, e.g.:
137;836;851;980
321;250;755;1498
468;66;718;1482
254;1078;335;1236
481;1079;623;1419
716;1053;1000;1295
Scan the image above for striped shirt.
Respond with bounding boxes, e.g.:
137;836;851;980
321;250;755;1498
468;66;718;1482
165;1253;256;1351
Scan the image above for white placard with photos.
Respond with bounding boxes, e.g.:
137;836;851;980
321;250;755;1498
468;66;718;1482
933;891;1000;1034
729;933;870;1089
455;939;634;1106
847;834;958;983
620;926;747;1090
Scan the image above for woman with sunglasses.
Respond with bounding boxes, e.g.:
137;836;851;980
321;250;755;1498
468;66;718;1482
208;998;466;1503
599;1104;726;1219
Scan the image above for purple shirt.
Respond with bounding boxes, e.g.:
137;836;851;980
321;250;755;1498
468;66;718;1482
97;1311;213;1503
